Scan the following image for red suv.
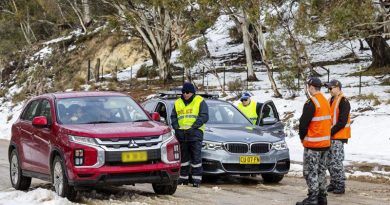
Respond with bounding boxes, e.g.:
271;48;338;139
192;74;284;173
8;91;180;200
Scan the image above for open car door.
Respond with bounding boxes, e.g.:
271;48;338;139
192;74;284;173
257;100;285;137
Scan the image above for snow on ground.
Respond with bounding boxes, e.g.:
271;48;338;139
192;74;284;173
0;188;75;205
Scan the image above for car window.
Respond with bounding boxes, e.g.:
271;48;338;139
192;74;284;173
21;100;41;121
56;96;149;124
155;102;168;125
142;101;157;113
38;100;52;125
262;104;275;119
207;101;251;125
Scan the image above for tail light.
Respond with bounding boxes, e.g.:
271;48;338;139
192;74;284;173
161;136;180;164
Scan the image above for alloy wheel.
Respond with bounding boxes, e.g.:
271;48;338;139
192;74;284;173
53;161;64;195
10;154;19;185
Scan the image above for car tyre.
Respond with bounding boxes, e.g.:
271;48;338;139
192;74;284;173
52;156;77;201
9;149;31;190
261;173;284;183
152;180;178;195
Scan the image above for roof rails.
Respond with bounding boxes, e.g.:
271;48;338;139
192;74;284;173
156;90;219;99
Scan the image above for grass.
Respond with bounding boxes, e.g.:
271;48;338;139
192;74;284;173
380;78;390;86
349;66;390;77
353;93;381;106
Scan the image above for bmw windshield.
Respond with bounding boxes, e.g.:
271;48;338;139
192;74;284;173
206;100;252;125
56;96;149;124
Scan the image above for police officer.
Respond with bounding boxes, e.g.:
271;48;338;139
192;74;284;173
324;79;351;194
297;77;331;205
171;82;209;187
237;92;263;124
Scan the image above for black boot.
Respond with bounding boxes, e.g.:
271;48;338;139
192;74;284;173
318;193;327;205
333;187;345;194
326;184;334;193
178;178;188;185
296;194;318;205
192;182;200;188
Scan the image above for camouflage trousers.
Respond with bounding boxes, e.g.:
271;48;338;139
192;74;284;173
303;148;328;196
327;140;346;190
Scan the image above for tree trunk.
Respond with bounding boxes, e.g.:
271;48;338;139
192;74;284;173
365;36;390;68
82;0;91;25
239;8;257;81
156;51;172;83
254;23;282;98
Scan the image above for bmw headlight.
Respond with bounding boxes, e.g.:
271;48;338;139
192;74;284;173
161;130;175;142
202;140;223;150
272;140;288;150
68;135;97;146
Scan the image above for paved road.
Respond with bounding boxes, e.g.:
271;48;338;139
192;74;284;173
0;139;389;205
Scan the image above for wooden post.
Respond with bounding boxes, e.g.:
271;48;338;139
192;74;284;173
202;67;205;89
246;66;249;90
101;65;104;81
95;58;100;82
359;66;362;95
87;59;91;82
223;67;226;90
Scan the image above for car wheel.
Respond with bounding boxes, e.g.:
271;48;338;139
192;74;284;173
52;156;77;201
261;173;284;183
152;180;178;195
9;149;31;190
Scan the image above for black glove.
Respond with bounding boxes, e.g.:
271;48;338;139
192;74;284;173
186;127;199;136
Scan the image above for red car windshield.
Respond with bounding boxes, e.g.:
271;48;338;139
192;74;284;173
56;96;149;124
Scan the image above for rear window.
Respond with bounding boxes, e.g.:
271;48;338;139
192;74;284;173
206;101;251;125
56;96;149;124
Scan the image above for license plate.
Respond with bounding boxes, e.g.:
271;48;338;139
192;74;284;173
239;156;260;164
121;151;148;162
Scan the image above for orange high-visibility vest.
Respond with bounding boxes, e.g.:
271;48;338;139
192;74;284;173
329;93;351;140
303;93;332;148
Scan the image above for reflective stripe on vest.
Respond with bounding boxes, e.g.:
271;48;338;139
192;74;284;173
175;95;205;132
238;100;258;124
329;93;351;140
303;93;331;149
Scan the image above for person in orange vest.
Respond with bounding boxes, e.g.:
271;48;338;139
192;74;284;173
297;77;331;205
324;79;351;194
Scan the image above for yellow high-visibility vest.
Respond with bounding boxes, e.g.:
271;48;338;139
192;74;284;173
238;100;258;124
175;95;205;132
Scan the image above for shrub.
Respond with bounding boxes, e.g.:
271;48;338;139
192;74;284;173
7;114;13;123
0;88;8;97
107;82;119;91
227;79;244;98
136;65;158;78
380;78;390;86
12;89;28;104
354;93;381;106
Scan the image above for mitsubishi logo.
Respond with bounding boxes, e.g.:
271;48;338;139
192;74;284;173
128;140;139;148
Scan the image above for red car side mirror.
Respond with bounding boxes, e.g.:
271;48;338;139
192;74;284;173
151;112;161;122
32;116;48;128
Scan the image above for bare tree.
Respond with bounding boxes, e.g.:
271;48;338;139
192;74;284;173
220;1;258;81
101;0;177;82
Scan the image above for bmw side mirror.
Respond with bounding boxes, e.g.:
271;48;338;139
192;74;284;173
262;117;277;125
32;116;49;128
151;112;161;122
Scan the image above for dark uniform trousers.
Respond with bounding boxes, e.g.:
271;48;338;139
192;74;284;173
327;140;346;190
303;148;328;196
176;129;203;184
